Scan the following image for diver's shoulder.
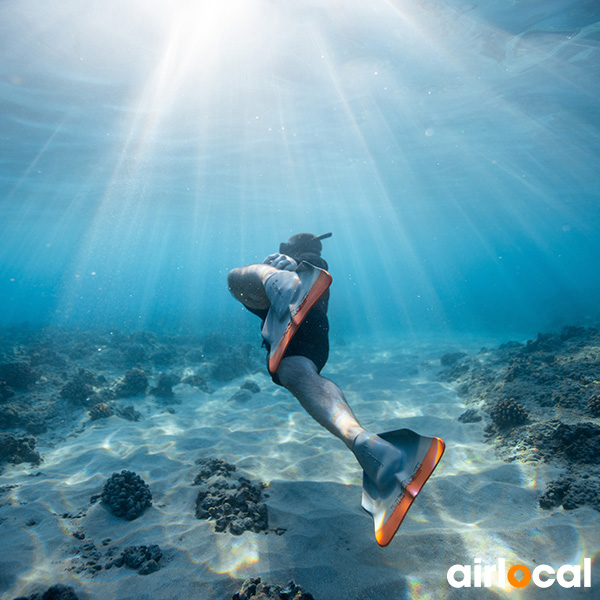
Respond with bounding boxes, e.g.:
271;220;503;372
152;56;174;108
297;253;328;270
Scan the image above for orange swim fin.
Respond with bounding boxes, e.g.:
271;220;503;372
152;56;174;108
262;261;332;373
353;429;445;546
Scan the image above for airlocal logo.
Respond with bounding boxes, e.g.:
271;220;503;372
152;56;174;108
447;558;592;589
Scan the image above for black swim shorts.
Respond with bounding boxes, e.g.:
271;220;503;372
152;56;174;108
247;306;329;386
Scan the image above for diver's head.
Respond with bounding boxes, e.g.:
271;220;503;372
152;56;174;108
280;232;332;258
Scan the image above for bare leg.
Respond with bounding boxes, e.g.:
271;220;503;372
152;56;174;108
227;264;278;310
277;355;366;449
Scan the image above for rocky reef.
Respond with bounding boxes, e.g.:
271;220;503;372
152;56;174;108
538;467;600;511
443;325;600;512
0;325;261;469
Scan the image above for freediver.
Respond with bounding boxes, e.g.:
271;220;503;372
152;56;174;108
227;232;445;546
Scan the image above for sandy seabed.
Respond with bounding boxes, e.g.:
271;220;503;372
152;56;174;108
1;331;599;600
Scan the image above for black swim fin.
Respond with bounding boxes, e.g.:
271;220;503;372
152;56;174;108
353;429;445;546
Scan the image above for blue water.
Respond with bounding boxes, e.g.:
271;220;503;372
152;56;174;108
1;0;599;340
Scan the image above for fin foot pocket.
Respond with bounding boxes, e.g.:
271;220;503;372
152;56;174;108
358;429;445;547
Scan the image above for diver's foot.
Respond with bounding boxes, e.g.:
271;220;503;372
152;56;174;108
353;429;445;546
352;432;405;494
264;270;302;319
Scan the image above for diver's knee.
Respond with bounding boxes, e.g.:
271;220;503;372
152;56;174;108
227;268;239;289
227;268;243;299
277;356;318;387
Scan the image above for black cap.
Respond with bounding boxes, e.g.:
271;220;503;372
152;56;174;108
279;232;332;257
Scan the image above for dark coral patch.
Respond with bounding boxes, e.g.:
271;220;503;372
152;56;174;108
194;458;268;535
232;577;315;600
107;544;162;575
89;403;114;421
12;584;80;600
101;470;152;520
0;433;41;465
0;362;38;390
490;398;528;429
115;369;148;398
